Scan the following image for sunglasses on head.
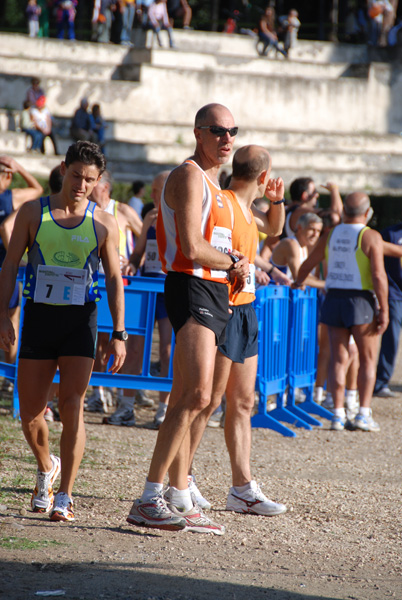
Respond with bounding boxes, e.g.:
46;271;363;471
197;126;239;137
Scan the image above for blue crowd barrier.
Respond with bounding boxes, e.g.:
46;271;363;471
287;288;332;423
0;268;26;418
252;286;332;436
251;285;296;437
1;269;330;436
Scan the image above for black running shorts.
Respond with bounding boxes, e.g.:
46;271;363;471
320;289;376;329
218;302;259;363
164;272;229;346
19;300;98;360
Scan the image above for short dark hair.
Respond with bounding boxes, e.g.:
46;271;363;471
289;177;314;203
65;141;106;174
132;180;145;195
49;165;63;194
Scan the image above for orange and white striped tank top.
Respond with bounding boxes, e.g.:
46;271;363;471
157;159;233;284
224;190;259;306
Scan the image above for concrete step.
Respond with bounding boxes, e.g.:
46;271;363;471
147;48;354;80
4;109;402;154
0;54;142;83
0;30;371;65
0;60;392;136
4;121;402;167
3;129;402;194
8;146;402;194
0;33;133;64
0;47;357;84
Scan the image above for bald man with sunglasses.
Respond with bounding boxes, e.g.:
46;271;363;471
127;103;249;535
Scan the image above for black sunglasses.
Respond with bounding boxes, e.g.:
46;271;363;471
197;126;239;137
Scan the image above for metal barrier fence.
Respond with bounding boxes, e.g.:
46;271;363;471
0;271;331;434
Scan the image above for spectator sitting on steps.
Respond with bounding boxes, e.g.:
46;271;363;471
148;0;176;48
70;98;97;143
30;95;59;155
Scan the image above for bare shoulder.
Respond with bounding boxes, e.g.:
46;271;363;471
362;227;383;251
165;161;203;200
18;198;42;228
117;202;135;217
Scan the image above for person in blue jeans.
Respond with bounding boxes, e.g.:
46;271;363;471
55;0;77;40
374;223;402;398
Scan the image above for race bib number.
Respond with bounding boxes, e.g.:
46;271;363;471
211;226;232;279
242;263;255;294
34;265;87;305
144;239;163;274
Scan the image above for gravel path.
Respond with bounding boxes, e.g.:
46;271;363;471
1;353;402;600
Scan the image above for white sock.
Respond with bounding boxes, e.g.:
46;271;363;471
333;408;346;418
345;389;358;408
325;392;333;404
141;480;163;502
168;486;193;511
359;406;370;417
314;386;324;403
233;481;253;494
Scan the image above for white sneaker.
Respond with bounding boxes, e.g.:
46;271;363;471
330;415;346;431
346;402;359;421
127;495;186;531
153;403;167;428
226;481;287;516
31;455;61;513
135;390;154;408
187;475;211;510
168;502;225;535
50;492;74;522
207;406;224;428
354;411;380;432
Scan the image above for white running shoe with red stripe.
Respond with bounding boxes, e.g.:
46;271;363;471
226;480;287;516
126;495;187;531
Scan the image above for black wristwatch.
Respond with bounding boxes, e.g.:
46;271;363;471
228;253;240;268
112;330;128;341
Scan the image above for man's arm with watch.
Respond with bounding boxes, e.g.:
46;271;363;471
251;177;286;236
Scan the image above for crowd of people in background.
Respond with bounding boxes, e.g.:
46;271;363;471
22;1;402;51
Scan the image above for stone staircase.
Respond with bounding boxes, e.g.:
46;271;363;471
1;31;402;193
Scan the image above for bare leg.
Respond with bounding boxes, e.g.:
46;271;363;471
158;317;172;405
186;350;231;472
224;355;258;486
57;356;94;496
315;323;331;388
327;327;350;409
346;338;359;390
5;305;20;365
351;322;379;408
148;318;217;489
18;358;58;473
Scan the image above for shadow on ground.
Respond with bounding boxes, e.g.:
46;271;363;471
1;559;341;600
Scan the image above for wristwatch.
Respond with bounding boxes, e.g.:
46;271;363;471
112;330;128;341
272;199;285;205
228;253;240;268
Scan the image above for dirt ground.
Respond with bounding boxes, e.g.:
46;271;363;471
1;349;402;600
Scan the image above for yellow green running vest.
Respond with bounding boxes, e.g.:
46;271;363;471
23;196;100;303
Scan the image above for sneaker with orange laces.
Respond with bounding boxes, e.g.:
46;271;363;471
30;455;61;513
50;492;75;522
